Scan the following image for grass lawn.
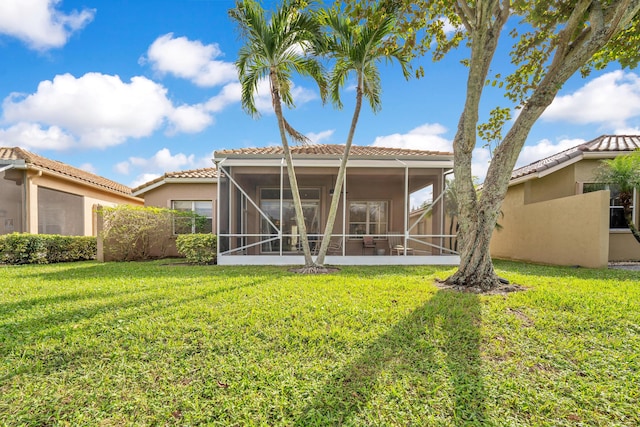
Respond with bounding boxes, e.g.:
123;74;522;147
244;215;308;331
1;260;638;426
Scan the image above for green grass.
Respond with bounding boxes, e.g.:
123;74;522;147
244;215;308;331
1;260;638;426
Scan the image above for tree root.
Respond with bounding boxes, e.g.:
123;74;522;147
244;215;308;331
289;265;339;274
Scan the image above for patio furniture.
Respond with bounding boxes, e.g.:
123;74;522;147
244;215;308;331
387;233;414;255
312;237;344;255
362;235;376;255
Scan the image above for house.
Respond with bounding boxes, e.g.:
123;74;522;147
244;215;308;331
214;144;459;265
491;135;640;268
132;167;217;257
0;147;143;236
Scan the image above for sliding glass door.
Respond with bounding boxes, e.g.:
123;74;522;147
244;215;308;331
260;188;320;253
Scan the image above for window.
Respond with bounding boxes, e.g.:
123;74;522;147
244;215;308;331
172;201;213;234
259;188;320;252
583;183;636;229
349;201;388;237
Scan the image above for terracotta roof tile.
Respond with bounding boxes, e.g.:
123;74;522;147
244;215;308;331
511;135;640;181
132;167;217;193
215;143;452;158
0;147;134;196
164;167;217;179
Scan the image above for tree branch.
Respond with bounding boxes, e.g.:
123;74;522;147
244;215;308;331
454;1;475;32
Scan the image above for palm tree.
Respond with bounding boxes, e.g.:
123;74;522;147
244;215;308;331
595;150;640;244
313;4;409;266
229;0;327;268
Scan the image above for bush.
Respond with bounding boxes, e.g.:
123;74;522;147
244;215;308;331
41;235;96;263
99;205;176;261
176;234;217;264
0;233;96;265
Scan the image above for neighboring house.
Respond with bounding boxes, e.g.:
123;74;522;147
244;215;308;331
491;135;640;268
214;144;459;265
132;167;217;257
0;147;143;236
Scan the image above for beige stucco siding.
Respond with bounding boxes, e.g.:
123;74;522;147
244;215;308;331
141;183;217;210
523;164;576;204
491;190;610;268
24;171;142;236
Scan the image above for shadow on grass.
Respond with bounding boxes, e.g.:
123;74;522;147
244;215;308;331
0;278;267;382
11;260;291;283
296;289;489;426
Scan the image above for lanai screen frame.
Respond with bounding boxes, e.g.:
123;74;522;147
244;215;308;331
215;155;460;266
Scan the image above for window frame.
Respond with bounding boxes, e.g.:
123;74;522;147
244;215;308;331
171;200;213;235
582;183;637;231
348;200;389;239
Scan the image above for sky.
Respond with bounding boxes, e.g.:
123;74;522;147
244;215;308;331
1;0;639;191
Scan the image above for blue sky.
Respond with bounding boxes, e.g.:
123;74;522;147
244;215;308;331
1;0;639;189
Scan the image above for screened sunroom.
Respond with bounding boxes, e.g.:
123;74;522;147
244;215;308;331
214;144;459;265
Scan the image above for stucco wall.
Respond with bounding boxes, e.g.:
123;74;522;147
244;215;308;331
141;183;217;211
523;164;576;204
25;171;142;236
491;190;610;268
139;182;217;257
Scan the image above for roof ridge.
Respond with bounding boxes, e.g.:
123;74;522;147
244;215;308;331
510;134;640;182
1;146;134;196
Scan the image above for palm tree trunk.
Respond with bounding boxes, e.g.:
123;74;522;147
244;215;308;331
271;70;314;266
315;76;364;265
624;207;640;244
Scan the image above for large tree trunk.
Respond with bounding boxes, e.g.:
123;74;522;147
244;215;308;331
446;212;500;291
271;70;315;267
447;1;508;289
623;202;640;244
449;0;640;291
315;76;364;266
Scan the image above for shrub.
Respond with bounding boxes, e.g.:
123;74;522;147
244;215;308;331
41;235;96;263
0;233;95;265
99;205;176;261
176;234;217;264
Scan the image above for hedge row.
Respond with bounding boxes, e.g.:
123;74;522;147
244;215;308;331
176;234;217;264
0;233;96;265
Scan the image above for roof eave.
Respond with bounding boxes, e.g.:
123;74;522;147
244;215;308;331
133;177;217;196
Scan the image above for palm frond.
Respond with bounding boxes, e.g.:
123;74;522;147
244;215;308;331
284;117;311;145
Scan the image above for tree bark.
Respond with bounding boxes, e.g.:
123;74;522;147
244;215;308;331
315;75;364;266
447;1;509;289
271;69;315;267
623;202;640;244
449;0;640;291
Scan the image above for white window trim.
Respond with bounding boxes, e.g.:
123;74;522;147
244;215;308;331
582;183;637;232
348;200;389;240
171;200;213;234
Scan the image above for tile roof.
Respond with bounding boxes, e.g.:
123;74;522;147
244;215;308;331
132;167;217;194
511;135;640;181
215;144;452;158
0;147;134;196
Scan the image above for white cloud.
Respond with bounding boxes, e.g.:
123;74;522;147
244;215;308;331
130;173;162;189
3;73;173;147
204;82;241;113
78;163;96;174
1;72;225;148
145;33;238;87
117;148;215;188
0;0;94;50
167;104;213;134
614;126;640;135
306;129;334;144
543;71;640;128
372;123;453;152
515;138;584;168
471;147;491;183
0;122;75;150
